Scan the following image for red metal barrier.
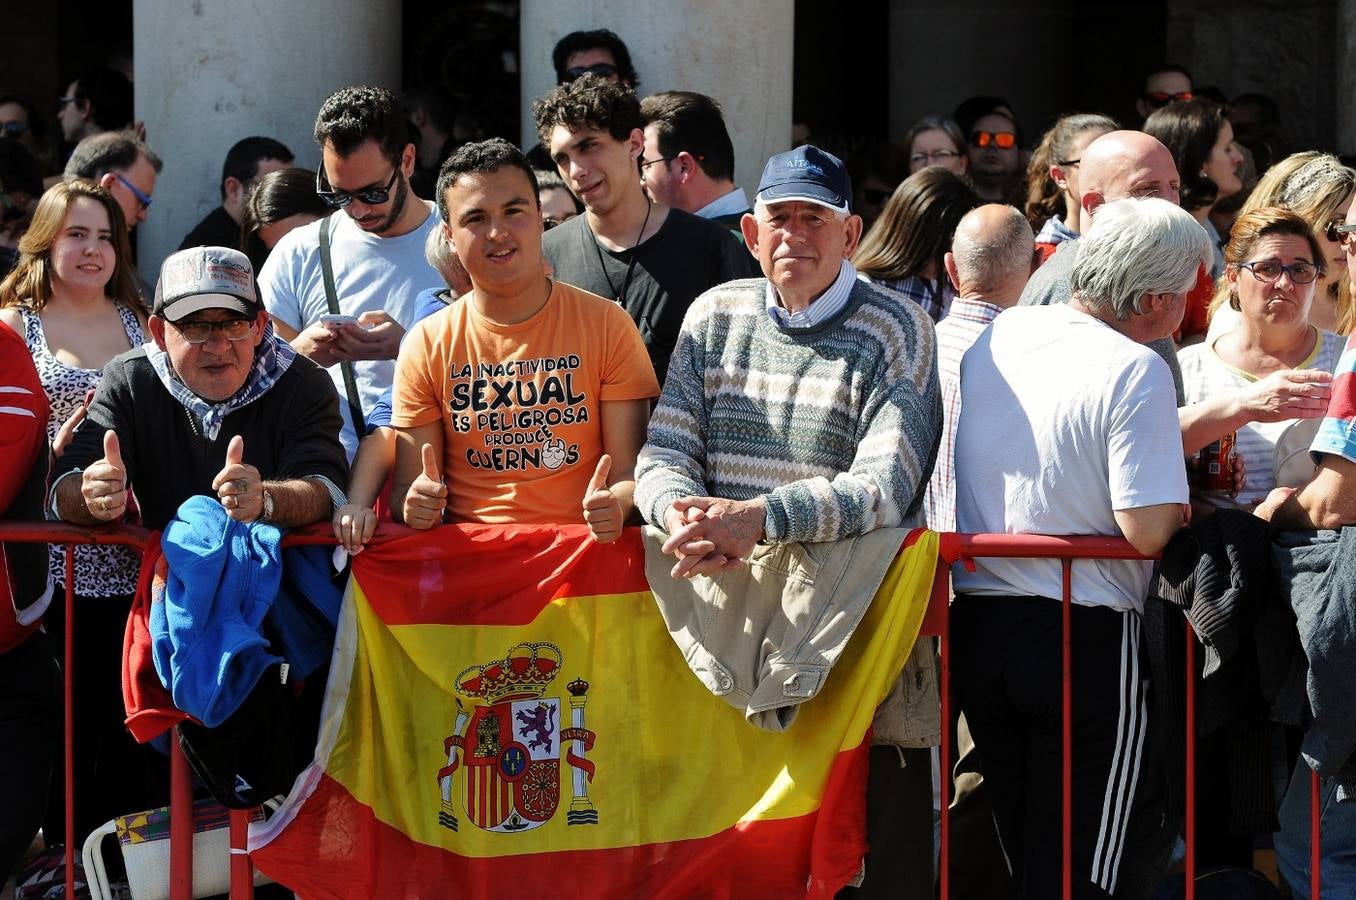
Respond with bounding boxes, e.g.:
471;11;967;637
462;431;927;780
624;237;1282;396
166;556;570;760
926;533;1322;900
0;523;1323;899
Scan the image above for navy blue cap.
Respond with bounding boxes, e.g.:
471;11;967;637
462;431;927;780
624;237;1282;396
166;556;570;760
755;145;852;213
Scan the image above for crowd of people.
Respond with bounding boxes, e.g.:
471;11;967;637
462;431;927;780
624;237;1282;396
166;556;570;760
1;28;1354;900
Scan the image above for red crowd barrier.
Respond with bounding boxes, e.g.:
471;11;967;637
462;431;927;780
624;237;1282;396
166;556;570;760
0;523;1325;899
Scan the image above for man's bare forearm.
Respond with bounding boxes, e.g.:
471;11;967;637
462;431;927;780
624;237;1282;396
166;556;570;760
267;478;336;528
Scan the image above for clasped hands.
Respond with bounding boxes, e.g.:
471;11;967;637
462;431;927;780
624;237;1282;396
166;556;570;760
660;495;766;579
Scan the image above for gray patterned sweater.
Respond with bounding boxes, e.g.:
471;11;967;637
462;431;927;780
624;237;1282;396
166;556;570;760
635;277;942;543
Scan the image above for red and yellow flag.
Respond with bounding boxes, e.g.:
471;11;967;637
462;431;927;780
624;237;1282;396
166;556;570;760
248;525;936;899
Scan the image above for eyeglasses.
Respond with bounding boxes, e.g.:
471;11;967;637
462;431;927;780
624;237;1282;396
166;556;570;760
114;173;152;210
172;317;256;344
316;164;400;208
639;156;674;171
0;121;28;139
909;149;962;165
970;130;1017;150
1333;223;1356;248
1236;259;1320;285
563;62;618;82
1143;91;1194;109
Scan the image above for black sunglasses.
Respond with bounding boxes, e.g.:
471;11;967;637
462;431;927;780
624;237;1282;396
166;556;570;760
316;163;400;208
563;62;618;82
0;121;28;139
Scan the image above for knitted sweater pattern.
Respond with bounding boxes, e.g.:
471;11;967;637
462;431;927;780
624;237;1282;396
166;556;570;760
636;277;941;543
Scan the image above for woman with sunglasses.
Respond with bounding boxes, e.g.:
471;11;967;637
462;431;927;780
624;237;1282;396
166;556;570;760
0;179;153;839
1023;113;1118;265
852;167;979;321
1178;207;1341;515
1207;152;1356;337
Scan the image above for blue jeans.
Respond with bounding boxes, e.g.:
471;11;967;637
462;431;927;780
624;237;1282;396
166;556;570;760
1276;757;1356;899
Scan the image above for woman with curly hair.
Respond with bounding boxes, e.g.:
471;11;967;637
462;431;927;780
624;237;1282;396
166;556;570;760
1024;113;1117;264
1207;152;1355;337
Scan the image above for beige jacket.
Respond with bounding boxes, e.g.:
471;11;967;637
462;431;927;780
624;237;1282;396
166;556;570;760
642;526;939;748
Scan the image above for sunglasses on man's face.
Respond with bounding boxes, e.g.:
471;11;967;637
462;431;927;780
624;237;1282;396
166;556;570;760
970;130;1017;150
316;164;400;209
563;62;618;83
0;121;28;139
1143;91;1194;109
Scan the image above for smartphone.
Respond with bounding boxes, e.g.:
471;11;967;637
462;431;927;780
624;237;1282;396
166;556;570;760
320;314;359;329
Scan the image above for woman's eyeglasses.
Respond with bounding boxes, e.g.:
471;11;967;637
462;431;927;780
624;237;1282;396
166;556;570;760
1236;259;1320;285
909;149;962;166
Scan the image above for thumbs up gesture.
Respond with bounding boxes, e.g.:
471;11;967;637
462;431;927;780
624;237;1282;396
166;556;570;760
582;454;624;544
211;435;264;522
81;429;129;522
403;443;448;530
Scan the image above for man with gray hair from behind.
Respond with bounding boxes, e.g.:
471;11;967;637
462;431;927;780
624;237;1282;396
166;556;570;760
951;196;1209;899
924;203;1034;533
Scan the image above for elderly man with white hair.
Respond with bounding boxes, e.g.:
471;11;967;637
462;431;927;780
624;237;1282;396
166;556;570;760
951;196;1210;899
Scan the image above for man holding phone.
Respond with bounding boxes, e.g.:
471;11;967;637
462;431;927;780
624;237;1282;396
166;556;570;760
258;85;443;458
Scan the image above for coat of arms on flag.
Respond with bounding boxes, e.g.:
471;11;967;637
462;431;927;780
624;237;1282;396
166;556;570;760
438;642;597;833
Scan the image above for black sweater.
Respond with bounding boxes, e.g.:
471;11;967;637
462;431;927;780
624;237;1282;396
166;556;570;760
57;347;348;531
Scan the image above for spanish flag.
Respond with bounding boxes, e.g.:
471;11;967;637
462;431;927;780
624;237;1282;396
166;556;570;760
249;525;936;899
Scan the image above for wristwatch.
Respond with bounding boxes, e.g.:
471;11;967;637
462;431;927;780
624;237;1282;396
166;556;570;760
260;488;275;522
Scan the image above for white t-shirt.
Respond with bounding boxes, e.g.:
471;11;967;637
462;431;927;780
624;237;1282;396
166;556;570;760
1178;327;1343;508
258;205;443;456
952;305;1189;612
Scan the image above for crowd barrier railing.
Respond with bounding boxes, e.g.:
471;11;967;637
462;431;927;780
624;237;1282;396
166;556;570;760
0;523;1325;900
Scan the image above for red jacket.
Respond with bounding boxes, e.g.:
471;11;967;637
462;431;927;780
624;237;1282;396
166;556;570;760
0;320;51;655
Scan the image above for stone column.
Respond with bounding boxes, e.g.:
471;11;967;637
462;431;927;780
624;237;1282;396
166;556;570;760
133;0;403;279
1339;0;1356;155
520;0;795;203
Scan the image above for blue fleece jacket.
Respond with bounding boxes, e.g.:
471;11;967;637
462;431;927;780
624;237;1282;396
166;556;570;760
152;496;342;728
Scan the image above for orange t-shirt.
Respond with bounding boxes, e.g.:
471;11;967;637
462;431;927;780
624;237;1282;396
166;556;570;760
392;280;660;525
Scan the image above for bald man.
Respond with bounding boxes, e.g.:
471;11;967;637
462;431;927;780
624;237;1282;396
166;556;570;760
1021;130;1327;455
1020;131;1183;388
926;203;1034;532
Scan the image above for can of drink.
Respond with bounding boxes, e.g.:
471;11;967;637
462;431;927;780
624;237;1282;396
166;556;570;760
1197;431;1236;494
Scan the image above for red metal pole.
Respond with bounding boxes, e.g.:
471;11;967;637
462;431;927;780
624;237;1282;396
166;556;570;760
63;547;75;900
1062;559;1073;900
229;809;254;898
929;559;952;900
170;728;193;900
1312;768;1322;900
1185;627;1196;900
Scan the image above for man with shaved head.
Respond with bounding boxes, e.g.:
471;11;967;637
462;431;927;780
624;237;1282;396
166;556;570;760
1021;130;1327;454
1021;130;1183;388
